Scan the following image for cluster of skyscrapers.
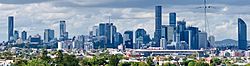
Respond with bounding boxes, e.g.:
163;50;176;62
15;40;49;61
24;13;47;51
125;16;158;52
5;5;248;50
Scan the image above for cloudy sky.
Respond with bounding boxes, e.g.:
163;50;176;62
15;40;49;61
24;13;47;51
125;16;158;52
0;0;249;41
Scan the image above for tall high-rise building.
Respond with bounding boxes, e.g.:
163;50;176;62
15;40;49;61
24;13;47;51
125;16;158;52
60;21;66;37
111;25;117;46
198;31;208;49
59;21;68;40
21;31;27;41
92;26;99;37
208;35;215;48
8;16;14;41
135;28;147;48
98;23;107;48
124;31;133;49
187;27;199;50
99;23;106;36
44;29;55;43
177;20;187;42
135;28;147;39
154;6;162;47
169;12;176;27
167;25;174;44
135;36;143;49
114;32;123;48
98;23;117;48
161;25;168;39
238;18;247;50
177;21;186;33
105;23;117;48
14;30;19;41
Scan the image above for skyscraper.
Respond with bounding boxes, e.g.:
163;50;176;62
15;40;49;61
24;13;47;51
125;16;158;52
167;25;174;44
238;18;247;50
8;16;14;41
135;28;147;39
161;25;168;39
124;31;133;49
97;23;117;48
154;6;162;47
44;29;55;43
14;30;19;41
92;26;99;37
59;21;67;40
99;23;106;36
169;12;176;27
208;36;215;48
177;20;187;42
21;31;27;41
187;27;199;50
114;32;123;47
198;31;208;49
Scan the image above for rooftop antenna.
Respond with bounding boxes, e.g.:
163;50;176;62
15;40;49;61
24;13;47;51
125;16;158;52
109;16;111;24
196;0;216;35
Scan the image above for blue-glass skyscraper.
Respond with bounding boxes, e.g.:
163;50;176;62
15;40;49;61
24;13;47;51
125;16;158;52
21;31;27;41
8;16;14;41
238;18;247;50
135;28;148;48
60;21;66;37
114;32;123;48
177;20;186;42
135;28;146;39
169;12;176;27
99;23;106;36
187;27;199;50
124;31;133;49
59;21;67;40
154;6;162;47
44;29;54;43
98;23;117;48
14;30;19;41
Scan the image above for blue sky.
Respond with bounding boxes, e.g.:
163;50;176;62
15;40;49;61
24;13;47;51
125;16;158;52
0;0;249;41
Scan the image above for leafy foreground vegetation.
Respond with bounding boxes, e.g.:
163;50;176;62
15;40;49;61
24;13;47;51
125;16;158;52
8;50;250;66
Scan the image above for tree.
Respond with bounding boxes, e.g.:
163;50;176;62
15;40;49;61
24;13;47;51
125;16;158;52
246;63;250;66
13;59;27;66
54;50;79;66
194;61;202;66
146;57;154;66
211;58;221;65
118;62;131;66
26;59;50;66
163;62;176;66
80;58;91;66
188;61;195;66
108;55;120;66
210;62;216;66
55;50;63;64
138;62;149;66
184;60;195;66
62;54;79;66
131;62;139;66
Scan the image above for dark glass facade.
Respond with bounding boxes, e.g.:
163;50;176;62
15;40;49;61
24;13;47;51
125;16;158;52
238;18;247;50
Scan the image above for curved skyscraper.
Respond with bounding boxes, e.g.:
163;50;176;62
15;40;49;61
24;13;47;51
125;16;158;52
8;16;14;41
238;18;247;50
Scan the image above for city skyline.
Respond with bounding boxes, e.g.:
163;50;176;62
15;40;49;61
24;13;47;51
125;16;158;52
0;0;249;41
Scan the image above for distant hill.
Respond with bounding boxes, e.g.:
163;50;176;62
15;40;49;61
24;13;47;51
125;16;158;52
214;39;237;47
